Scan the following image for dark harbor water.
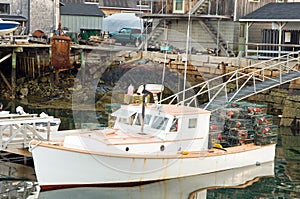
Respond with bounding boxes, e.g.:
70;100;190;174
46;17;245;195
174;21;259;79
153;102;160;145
0;99;299;198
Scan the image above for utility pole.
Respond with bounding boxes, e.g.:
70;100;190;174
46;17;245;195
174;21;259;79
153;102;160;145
54;0;60;30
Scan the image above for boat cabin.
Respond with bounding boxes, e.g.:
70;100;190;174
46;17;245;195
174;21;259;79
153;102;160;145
111;103;211;152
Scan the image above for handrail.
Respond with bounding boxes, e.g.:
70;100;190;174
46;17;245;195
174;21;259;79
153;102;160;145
159;51;300;111
190;0;208;14
137;18;164;50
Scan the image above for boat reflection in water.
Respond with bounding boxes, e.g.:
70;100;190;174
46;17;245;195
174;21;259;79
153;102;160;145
38;162;274;199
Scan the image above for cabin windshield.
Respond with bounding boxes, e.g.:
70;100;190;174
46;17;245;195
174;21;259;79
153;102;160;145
151;116;169;130
118;112;137;125
134;113;151;126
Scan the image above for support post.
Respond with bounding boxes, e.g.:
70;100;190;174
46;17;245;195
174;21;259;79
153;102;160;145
11;49;16;99
245;22;253;57
278;22;286;58
217;19;220;56
80;50;86;83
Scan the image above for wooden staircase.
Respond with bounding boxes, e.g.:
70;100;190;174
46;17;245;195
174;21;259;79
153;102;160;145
191;0;235;57
145;19;170;50
198;20;235;57
190;0;210;14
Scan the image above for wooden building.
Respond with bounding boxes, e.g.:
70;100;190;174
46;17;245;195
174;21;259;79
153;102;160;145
0;0;59;35
61;0;151;16
240;2;300;58
139;0;291;56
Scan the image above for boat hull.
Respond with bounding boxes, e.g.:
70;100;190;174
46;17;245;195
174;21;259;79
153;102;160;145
0;21;19;35
30;143;276;191
38;161;274;199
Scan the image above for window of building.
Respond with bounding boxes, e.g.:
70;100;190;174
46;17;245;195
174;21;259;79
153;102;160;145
173;0;185;14
0;4;10;14
85;0;99;4
137;0;150;6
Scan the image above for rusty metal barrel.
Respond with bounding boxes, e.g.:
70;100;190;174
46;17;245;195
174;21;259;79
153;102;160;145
50;35;72;84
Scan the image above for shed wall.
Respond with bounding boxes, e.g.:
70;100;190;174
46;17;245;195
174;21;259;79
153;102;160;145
61;15;103;32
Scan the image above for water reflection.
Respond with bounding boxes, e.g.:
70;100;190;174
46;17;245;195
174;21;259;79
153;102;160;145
37;162;274;199
273;127;300;198
0;181;38;199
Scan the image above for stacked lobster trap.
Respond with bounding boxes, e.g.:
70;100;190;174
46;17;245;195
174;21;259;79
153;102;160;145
209;102;278;148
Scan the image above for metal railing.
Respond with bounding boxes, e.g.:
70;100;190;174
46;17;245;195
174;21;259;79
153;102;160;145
159;51;300;111
246;43;300;59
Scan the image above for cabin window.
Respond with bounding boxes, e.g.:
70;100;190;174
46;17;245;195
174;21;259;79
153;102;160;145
0;3;10;14
119;117;129;124
188;118;197;128
170;118;178;132
173;0;185;14
151;116;169;130
129;113;137;125
135;113;151;126
118;113;136;125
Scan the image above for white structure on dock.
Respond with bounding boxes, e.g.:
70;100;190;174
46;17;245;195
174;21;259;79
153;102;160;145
0;111;60;155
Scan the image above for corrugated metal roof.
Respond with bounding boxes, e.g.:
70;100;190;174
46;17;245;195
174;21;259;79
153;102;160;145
60;3;105;17
99;0;137;8
240;2;300;22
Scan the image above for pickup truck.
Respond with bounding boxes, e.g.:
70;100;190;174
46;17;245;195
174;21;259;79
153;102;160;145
109;28;145;47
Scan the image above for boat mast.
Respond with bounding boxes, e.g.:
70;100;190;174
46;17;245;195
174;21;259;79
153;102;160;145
182;0;192;106
160;0;168;103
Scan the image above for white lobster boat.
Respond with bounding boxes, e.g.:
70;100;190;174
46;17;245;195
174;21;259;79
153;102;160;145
29;84;276;191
